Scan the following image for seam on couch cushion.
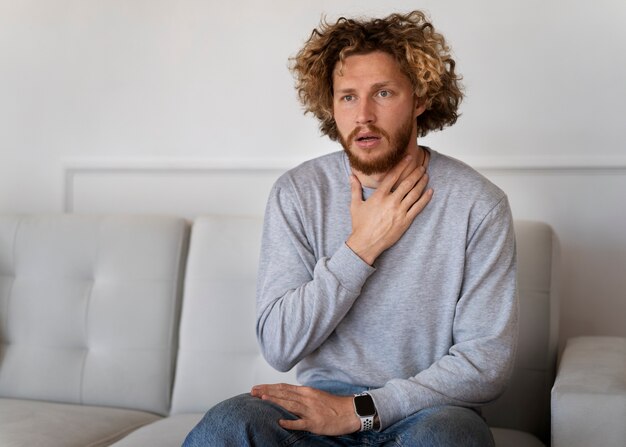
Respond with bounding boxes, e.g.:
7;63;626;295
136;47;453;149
79;279;95;405
84;418;162;447
78;219;102;405
162;221;188;415
3;217;21;343
1;276;15;346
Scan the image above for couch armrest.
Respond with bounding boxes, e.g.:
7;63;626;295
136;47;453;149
551;336;626;447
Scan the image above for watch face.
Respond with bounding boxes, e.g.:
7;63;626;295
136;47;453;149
354;394;376;416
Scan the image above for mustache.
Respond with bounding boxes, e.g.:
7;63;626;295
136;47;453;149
347;125;391;142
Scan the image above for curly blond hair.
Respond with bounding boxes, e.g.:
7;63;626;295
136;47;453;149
291;11;463;140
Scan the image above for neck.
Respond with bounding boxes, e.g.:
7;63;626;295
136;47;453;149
353;146;426;189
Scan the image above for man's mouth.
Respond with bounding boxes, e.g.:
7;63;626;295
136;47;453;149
344;126;389;151
354;133;381;143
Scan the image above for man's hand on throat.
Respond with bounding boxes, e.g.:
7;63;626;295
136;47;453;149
346;152;433;266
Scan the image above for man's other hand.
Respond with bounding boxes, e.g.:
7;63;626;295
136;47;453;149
250;383;361;436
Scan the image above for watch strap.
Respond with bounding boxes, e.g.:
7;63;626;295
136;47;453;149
360;414;375;431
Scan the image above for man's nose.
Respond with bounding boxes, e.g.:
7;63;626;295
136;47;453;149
356;98;376;125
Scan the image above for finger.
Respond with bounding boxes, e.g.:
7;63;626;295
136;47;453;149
378;154;413;193
261;394;306;417
393;166;426;199
399;171;429;207
251;384;275;397
406;188;433;220
254;384;310;406
252;383;297;398
391;155;421;192
279;418;308;432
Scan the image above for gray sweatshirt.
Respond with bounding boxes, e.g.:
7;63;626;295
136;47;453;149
256;148;518;430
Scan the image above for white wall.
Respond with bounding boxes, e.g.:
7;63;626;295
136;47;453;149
1;1;625;348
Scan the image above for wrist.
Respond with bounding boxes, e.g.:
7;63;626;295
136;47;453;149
346;235;381;266
342;396;362;433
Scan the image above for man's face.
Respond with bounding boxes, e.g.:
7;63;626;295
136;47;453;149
332;51;424;176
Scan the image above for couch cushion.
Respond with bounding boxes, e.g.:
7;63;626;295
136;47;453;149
0;398;161;447
171;215;296;414
551;336;626;447
110;413;203;446
0;215;188;415
115;415;547;447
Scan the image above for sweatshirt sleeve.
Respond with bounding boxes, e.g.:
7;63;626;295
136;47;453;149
256;178;376;372
368;197;519;430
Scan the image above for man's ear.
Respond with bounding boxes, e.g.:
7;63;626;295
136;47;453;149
414;97;427;118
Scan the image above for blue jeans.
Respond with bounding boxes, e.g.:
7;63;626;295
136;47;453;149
183;381;495;447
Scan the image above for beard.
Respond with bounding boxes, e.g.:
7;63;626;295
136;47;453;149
338;115;415;176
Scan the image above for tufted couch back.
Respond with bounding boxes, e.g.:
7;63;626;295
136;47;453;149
0;215;188;416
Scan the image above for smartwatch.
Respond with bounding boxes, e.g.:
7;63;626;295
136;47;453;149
353;392;377;431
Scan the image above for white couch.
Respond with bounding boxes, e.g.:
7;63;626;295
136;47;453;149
0;215;559;446
551;336;626;447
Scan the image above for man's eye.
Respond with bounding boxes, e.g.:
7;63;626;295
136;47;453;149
343;95;354;102
378;90;391;98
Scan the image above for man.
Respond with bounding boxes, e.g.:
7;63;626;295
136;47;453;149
184;10;517;446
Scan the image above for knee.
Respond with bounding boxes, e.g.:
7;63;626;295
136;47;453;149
183;393;293;446
415;406;494;447
191;393;267;431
